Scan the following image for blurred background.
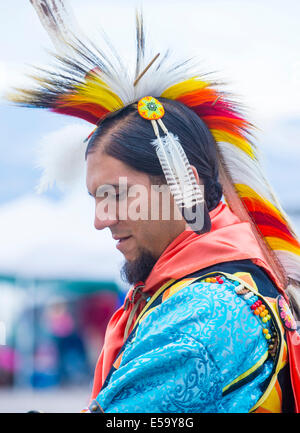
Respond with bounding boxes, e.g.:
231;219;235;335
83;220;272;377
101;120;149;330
0;0;300;412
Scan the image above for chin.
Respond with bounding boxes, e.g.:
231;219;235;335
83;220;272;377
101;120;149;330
124;253;138;263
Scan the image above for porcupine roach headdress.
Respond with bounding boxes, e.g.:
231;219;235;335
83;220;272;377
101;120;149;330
9;0;300;315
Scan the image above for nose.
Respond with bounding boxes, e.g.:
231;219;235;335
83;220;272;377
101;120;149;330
94;213;118;230
94;201;118;230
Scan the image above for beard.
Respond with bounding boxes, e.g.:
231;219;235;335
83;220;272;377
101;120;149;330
120;248;158;285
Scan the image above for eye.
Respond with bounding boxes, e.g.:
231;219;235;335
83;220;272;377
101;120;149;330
116;190;127;201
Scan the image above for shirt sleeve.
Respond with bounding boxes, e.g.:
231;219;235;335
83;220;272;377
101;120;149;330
95;330;226;413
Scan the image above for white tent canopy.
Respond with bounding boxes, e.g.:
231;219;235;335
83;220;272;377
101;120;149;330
0;188;127;290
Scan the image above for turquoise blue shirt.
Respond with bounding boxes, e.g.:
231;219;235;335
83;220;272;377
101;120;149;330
94;276;274;413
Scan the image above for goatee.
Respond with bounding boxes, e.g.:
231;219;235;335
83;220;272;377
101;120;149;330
120;248;158;285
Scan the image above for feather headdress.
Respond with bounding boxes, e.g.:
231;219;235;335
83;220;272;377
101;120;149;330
9;0;300;314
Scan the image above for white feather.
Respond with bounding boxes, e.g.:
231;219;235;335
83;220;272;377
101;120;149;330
29;0;85;54
219;139;300;311
218;140;299;237
35;123;91;193
286;282;300;320
151;131;203;209
275;251;300;282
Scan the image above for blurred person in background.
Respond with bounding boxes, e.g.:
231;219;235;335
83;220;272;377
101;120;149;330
44;301;88;385
9;1;300;413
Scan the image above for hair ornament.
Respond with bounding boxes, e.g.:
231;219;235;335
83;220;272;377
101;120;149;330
138;96;205;233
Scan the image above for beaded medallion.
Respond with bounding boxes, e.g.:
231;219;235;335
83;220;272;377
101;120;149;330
137;96;165;120
276;295;297;331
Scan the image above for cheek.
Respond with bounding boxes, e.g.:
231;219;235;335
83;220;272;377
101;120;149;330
149;186;180;221
137;220;166;249
128;220;153;254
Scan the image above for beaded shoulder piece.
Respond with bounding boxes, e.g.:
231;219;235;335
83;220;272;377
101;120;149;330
203;274;282;359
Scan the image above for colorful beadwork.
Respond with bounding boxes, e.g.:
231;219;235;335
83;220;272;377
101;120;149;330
137;96;165;120
241;284;276;354
276;295;297;331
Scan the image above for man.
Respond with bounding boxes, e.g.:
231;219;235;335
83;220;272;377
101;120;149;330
82;99;297;413
10;2;300;413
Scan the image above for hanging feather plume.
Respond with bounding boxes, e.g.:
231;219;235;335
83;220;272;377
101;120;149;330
151;128;206;233
8;3;300;313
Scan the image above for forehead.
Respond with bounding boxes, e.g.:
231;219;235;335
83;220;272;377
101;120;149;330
86;149;151;195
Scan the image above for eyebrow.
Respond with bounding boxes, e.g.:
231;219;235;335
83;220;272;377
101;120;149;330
87;183;132;197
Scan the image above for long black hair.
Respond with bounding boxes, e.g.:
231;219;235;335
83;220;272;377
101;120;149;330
85;97;222;211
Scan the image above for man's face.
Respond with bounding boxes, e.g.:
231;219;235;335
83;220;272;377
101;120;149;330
86;148;186;264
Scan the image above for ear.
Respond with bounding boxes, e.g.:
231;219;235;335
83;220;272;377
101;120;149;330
190;165;200;184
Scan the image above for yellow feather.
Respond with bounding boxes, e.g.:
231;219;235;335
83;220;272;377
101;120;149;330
265;237;300;255
62;75;124;112
211;130;254;158
160;77;209;100
234;184;286;224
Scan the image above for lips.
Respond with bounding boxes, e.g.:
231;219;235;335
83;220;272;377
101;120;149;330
113;236;132;252
117;236;131;243
113;235;132;242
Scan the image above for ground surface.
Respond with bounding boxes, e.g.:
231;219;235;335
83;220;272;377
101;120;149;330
0;386;91;413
